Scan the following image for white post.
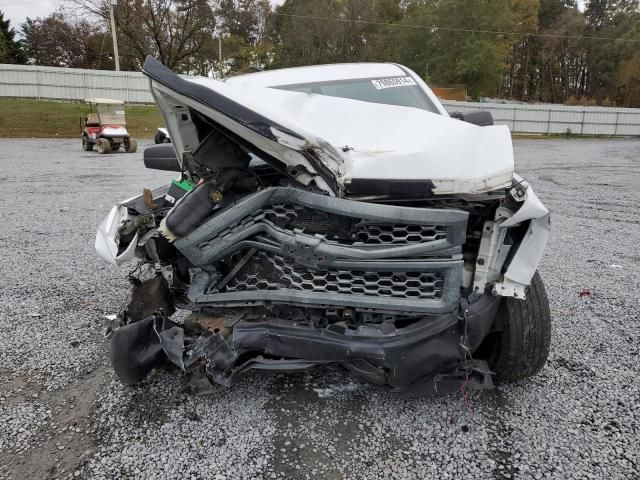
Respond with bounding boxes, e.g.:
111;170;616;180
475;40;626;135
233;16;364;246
110;0;120;71
218;37;223;77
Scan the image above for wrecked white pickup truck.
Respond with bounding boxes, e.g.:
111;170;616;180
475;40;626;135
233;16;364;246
96;57;551;394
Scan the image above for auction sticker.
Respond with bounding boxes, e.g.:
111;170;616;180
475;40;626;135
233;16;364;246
371;76;417;89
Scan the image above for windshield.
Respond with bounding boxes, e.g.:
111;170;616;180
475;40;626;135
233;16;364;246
96;104;126;125
273;76;439;113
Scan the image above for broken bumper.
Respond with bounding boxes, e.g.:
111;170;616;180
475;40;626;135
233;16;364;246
111;294;500;390
95;205;139;266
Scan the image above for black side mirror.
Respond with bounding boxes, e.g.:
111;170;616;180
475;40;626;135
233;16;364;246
144;144;181;172
450;110;494;126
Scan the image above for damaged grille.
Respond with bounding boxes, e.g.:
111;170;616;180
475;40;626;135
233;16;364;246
209;203;448;246
353;223;447;245
222;251;444;299
178;187;467;313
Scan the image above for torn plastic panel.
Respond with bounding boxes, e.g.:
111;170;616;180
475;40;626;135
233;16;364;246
110;294;500;392
95;205;139;266
472;176;550;299
95;184;187;265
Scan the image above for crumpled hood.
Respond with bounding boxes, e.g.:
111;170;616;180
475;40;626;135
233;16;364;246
143;57;513;196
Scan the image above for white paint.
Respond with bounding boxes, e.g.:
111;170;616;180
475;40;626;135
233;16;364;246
492;181;551;297
501;175;550;227
224;62;448;116
101;127;129;137
158;73;514;195
95;205;138;266
226;63;409;87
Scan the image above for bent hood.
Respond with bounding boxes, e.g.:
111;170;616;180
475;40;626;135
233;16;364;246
142;57;513;196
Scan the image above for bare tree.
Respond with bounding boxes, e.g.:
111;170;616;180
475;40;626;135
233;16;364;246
21;12;110;69
66;0;216;71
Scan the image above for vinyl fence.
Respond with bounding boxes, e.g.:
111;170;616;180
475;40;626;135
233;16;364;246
2;63;640;136
442;100;640;136
0;64;154;103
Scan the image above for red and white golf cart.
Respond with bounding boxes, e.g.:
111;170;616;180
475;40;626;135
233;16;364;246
81;98;138;154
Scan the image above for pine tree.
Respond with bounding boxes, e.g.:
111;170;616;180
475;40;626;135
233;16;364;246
0;10;26;64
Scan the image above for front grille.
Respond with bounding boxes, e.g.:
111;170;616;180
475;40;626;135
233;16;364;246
353;222;447;245
222;251;444;300
179;188;467;313
254;204;335;236
217;203;449;246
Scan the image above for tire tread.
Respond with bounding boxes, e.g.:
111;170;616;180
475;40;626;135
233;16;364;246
493;271;551;381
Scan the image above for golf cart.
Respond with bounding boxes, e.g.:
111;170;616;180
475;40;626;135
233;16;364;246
81;98;138;154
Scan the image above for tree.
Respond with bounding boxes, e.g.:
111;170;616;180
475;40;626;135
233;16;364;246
500;0;540;100
212;0;275;73
385;0;525;98
618;50;640;106
21;12;112;69
271;0;396;68
536;7;587;103
0;10;26;64
215;0;272;45
68;0;216;72
584;0;640;102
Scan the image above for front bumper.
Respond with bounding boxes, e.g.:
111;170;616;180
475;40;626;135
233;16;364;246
112;293;500;390
95;205;138;266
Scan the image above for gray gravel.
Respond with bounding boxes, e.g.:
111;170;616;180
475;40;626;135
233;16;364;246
0;138;639;479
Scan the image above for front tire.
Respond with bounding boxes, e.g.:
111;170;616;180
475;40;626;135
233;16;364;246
96;138;111;154
124;137;138;153
483;271;551;381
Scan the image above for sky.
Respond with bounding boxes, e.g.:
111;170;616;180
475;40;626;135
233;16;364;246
0;0;286;29
1;0;61;28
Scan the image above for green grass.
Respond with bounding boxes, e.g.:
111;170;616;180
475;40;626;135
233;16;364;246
0;98;163;138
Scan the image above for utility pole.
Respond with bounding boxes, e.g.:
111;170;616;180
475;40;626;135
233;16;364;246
109;0;120;71
218;37;223;78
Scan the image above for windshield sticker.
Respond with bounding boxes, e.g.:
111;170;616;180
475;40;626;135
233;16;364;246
115;110;125;115
371;76;417;90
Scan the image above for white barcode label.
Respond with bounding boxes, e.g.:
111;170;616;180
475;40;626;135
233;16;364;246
371;76;417;90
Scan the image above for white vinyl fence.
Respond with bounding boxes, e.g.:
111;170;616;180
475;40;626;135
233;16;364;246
441;100;640;136
0;64;153;103
1;63;640;136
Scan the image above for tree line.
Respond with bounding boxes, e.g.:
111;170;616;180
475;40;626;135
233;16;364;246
1;0;639;107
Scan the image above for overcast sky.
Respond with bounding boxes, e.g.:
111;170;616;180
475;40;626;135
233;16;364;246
1;0;583;32
1;0;285;29
2;0;60;28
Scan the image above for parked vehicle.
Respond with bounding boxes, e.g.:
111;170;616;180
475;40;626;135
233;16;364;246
96;57;551;394
81;98;137;154
154;127;171;144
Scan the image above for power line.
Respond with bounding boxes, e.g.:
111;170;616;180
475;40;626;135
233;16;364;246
274;12;640;44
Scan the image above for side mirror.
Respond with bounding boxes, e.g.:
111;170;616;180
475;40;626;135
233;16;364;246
450;110;494;126
143;144;181;172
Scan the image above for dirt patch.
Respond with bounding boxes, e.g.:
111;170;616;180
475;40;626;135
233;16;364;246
1;366;111;480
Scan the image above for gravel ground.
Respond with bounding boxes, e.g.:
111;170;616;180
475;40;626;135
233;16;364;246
0;138;639;480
